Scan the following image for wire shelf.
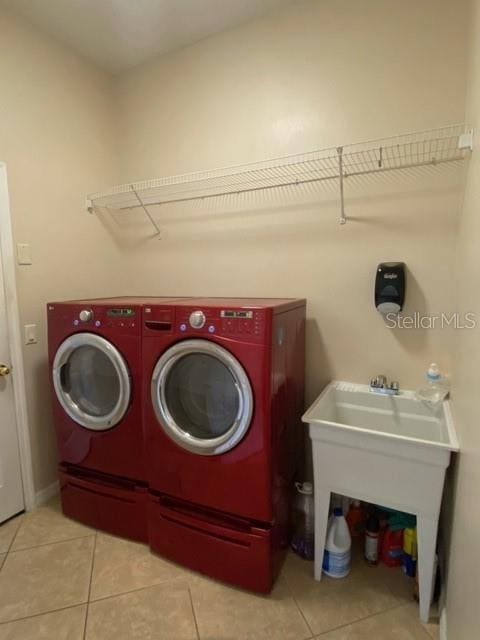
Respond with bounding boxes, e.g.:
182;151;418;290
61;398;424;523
87;124;473;233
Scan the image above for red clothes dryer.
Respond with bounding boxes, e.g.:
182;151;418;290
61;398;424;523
47;297;187;542
143;298;305;591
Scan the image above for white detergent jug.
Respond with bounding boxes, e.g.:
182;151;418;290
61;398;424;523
322;508;352;578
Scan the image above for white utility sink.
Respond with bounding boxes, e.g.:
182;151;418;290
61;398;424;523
304;381;458;463
302;381;459;623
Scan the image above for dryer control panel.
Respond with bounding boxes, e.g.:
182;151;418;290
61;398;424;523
175;307;268;342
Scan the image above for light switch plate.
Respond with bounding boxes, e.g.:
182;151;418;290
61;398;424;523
17;243;32;265
24;324;37;345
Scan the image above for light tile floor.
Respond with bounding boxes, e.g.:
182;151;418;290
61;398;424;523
0;498;440;639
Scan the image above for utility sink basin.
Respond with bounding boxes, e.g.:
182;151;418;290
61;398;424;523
303;381;459;466
302;381;459;623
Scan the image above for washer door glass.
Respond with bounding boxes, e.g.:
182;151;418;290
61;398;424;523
152;340;253;455
53;333;131;431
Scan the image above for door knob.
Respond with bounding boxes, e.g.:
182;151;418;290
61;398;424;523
0;364;11;376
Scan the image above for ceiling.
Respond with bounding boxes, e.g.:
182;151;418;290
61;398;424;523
2;0;296;74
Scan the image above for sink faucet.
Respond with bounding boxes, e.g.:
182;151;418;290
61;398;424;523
370;375;400;396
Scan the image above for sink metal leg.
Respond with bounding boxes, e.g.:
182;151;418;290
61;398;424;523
417;514;439;623
313;488;331;581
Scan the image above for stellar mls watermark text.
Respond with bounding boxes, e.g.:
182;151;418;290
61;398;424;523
385;312;477;330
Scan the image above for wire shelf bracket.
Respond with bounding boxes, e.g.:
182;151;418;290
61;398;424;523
86;124;473;230
129;185;161;236
337;146;346;225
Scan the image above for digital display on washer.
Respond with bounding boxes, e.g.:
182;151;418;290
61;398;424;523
220;310;253;319
107;308;136;317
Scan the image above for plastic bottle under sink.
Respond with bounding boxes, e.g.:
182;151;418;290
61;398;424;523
322;508;352;578
291;482;315;560
346;500;365;538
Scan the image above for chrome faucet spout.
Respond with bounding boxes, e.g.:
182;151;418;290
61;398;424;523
369;375;400;395
370;374;387;389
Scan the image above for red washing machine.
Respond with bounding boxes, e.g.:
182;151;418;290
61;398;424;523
143;298;306;592
47;297;188;542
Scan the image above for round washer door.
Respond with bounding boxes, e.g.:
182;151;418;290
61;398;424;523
151;339;253;456
52;333;131;431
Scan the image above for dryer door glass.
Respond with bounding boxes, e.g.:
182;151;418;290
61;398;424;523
53;333;131;431
152;339;253;455
165;354;238;438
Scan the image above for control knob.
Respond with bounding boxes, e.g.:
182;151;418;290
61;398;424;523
189;310;206;329
79;309;93;323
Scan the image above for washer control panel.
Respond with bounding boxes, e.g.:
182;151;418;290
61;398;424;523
77;307;138;332
48;304;140;335
105;308;137;331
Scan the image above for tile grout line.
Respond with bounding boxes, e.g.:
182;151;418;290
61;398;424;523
187;587;201;640
87;574;191;604
4;516;24;558
82;532;97;640
0;602;88;627
379;571;436;640
282;570;315;639
0;514;24;570
313;601;411;637
291;594;315;640
382;575;436;640
7;533;96;556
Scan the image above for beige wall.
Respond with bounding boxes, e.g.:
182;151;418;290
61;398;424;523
446;0;480;636
0;8;120;491
115;0;468;413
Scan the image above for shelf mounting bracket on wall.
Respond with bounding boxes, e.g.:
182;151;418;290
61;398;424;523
129;185;161;236
337;146;346;225
458;128;474;151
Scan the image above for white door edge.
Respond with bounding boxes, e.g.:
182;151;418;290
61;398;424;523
0;163;35;511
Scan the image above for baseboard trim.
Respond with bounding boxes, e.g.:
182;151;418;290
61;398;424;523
440;608;447;640
35;481;59;507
